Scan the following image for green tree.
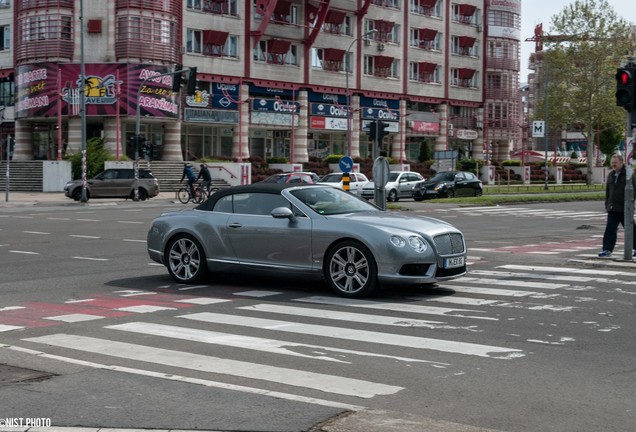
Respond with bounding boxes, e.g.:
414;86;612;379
535;0;634;184
66;137;113;180
418;142;432;162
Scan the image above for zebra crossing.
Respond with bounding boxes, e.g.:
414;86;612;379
5;263;633;409
422;206;607;220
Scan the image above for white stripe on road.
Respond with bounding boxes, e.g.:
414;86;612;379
180;313;523;359
123;239;146;243
294;296;496;320
72;256;109;261
436;284;550;298
468;270;597;283
456;277;569;290
107;321;447;365
70;234;101;239
5;344;363;410
9;250;40;255
23;334;402;398
23;231;50;235
238;304;479;331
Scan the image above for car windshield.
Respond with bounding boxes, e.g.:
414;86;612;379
320;174;342;183
291;187;379;215
387;173;399;182
430;172;456;182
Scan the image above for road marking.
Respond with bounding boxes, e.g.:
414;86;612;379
23;231;50;235
44;314;104;323
123;238;146;243
457;277;569;290
9;250;40;255
114;305;176;313
47;217;71;221
235;290;283;297
436;284;547;298
181;313;523;359
118;220;144;224
107;321;446;365
238;304;480;331
468;270;597;283
72;256;109;261
0;325;24;332
294;296;496;320
23;334;403;398
77;219;101;222
70;234;101;239
4;345;363;410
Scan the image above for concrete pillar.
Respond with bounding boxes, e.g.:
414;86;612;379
350;95;361;158
233;83;249;161
473;107;484;161
12;120;33;160
102;117;122;159
435;104;448;153
392;99;407;162
293;90;308;163
67;117;82;156
162;121;183;161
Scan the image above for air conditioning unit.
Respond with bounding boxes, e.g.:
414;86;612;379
448;129;454;137
476;25;482;33
407;121;414;128
378;43;385;51
448;123;454;129
364;38;371;46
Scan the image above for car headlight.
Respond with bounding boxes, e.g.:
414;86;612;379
434;183;445;191
408;236;427;253
390;235;406;248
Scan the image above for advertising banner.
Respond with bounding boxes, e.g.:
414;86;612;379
15;63;179;119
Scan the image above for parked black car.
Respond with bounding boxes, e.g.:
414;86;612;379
412;171;483;200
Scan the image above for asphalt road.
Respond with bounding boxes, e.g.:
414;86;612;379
0;198;634;432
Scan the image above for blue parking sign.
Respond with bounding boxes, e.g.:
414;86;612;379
339;156;353;173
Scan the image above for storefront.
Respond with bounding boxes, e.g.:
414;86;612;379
359;96;400;159
307;90;348;158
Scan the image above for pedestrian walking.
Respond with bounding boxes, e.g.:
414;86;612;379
598;153;636;257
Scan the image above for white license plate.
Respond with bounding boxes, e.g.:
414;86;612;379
444;256;465;269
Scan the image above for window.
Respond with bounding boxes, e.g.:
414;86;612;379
452;36;478;56
0;76;15;107
311;48;348;72
118;16;176;45
187;0;238;16
452;4;478;25
410;0;441;17
20;15;73;42
372;0;400;8
365;20;400;44
187;29;238;58
253;0;299;25
254;40;298;66
186;29;202;54
409;62;440;84
0;25;9;50
364;55;399;78
451;68;478;88
410;28;440;50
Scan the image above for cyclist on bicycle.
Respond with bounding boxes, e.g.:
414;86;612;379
180;162;196;200
196;163;212;192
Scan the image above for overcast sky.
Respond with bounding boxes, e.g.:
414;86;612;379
520;0;636;82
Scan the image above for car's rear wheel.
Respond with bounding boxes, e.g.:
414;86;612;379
388;189;399;202
166;234;208;284
325;240;378;298
475;188;483;197
131;188;148;201
72;188;89;201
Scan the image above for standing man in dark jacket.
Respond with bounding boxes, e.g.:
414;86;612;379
598;154;636;257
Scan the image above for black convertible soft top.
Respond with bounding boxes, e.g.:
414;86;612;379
195;183;324;211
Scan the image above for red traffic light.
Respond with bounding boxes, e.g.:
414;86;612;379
617;70;632;85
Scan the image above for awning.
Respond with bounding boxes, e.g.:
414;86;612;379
268;39;291;54
419;0;438;7
458;36;476;47
325;10;346;25
458;4;477;16
323;48;346;62
458;68;475;79
374;55;394;69
202;30;229;46
375;20;395;33
419;28;438;41
418;62;437;73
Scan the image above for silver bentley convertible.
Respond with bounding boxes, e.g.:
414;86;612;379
147;183;467;298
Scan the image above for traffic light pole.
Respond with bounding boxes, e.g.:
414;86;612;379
623;113;634;261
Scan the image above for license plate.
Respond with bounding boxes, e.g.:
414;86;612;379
444;256;465;269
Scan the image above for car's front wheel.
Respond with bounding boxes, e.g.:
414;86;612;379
475;188;483;197
387;189;399;202
72;188;89;201
446;188;455;198
324;240;378;298
166;234;208;284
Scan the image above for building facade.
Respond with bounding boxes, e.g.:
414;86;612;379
0;0;521;166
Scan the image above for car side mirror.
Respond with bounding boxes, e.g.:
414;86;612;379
271;207;296;222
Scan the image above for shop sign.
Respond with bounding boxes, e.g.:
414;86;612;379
310;116;347;130
308;90;347;105
310;103;349;117
409;121;440;133
359;96;399;111
252;98;299;113
361;107;399;121
251;111;299;127
184;108;239;123
456;129;478;140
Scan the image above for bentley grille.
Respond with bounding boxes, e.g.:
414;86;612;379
434;233;465;255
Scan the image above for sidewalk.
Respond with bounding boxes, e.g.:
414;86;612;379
0;191;177;207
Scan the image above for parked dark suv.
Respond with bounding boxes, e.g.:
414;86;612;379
64;168;160;201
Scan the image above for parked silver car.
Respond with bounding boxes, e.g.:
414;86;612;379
147;183;467;298
360;171;425;202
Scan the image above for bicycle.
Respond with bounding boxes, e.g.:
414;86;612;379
177;182;217;204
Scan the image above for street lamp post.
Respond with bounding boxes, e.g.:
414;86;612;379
79;0;88;202
345;29;376;157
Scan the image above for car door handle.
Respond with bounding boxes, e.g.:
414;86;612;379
229;222;242;228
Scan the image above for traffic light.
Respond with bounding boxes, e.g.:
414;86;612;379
368;120;377;141
615;67;635;111
378;121;390;139
186;67;197;96
171;64;183;93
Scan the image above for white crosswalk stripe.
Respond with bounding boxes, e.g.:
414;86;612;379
17;261;629;409
435;207;606;220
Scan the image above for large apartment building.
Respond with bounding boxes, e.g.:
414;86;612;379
0;0;521;166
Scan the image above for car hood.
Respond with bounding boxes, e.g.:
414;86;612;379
329;211;458;235
416;179;446;187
